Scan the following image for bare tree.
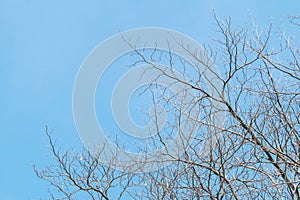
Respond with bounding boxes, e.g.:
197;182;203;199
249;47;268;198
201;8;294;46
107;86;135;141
35;14;300;199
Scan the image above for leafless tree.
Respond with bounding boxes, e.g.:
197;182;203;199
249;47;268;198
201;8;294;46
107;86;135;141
35;14;300;199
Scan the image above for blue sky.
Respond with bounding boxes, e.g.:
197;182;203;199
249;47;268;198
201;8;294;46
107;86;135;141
0;0;299;199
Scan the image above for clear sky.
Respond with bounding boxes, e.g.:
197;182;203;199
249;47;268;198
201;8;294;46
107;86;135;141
1;0;299;199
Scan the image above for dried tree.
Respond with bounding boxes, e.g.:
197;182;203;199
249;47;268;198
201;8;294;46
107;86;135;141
35;14;300;199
